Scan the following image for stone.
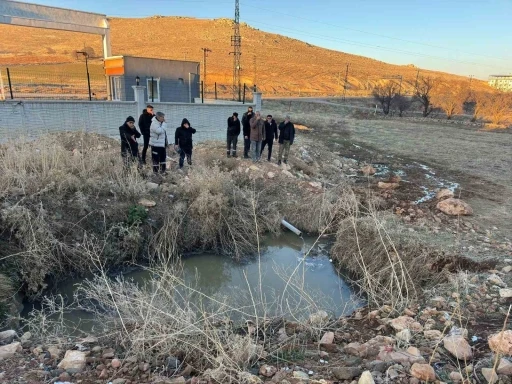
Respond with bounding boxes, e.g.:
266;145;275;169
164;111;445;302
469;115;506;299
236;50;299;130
431;296;447;309
406;347;421;357
282;170;295;178
488;274;507;287
59;372;71;381
332;367;362;380
436;198;473;216
424;330;443;342
99;368;108;379
309;310;329;326
488;330;512;355
309;181;323;189
389;316;423;332
92;346;102;353
410;363;435;381
481;368;498;384
443;335;472;360
146;181;160;191
293;371;310;380
358;370;375;384
47;346;62;359
497;358;512;375
249;165;260;171
361;165;376;176
259;364;277;377
20;332;32;342
320;332;334;344
169;377;186;384
404;309;417;317
366;360;388;373
377;182;399;190
0;342;21;359
138;198;156;207
57;350;87;372
396;329;412;343
499;289;512;298
267;172;276;179
503;266;512;273
0;330;16;343
449;371;463;382
436;189;454;200
377;348;425;364
112;379;127;384
345;342;368;358
112;358;122;368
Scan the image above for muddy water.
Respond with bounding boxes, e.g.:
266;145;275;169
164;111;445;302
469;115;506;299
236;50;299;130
22;233;361;332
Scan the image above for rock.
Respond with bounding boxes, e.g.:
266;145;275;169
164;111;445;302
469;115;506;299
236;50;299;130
47;346;62;359
138;198;156;208
332;367;362;380
499;289;512;298
112;358;122;368
449;371;463;382
146;181;160;191
309;310;329;326
92;346;102;353
377;182;399;190
436;189;454;200
406;347;421;357
424;330;443;342
389;316;423;332
497;358;512;375
59;372;71;382
481;368;498;384
389;174;402;183
293;371;310;380
267;172;276;179
102;350;115;359
443;335;472;360
410;363;436;381
309;181;322;189
249;165;260;171
361;165;376;176
396;329;412;343
431;296;447;309
366;360;388;373
99;368;108;379
20;332;31;342
166;356;181;372
436;198;473;216
79;336;98;344
488;330;512;355
358;370;375;384
0;342;21;359
503;266;512;273
169;377;186;384
404;309;417;317
320;332;334;344
259;364;277;377
377;348;425;364
57;350;87;372
282;170;295;178
487;274;507;287
0;330;16;343
345;342;368;357
112;379;127;384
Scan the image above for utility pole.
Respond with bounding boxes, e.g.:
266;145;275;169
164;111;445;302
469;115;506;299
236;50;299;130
76;50;91;101
230;0;242;101
253;54;257;86
201;47;212;91
343;63;349;101
415;69;420;90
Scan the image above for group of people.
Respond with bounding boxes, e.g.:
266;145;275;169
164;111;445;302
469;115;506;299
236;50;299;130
227;106;296;165
119;104;296;175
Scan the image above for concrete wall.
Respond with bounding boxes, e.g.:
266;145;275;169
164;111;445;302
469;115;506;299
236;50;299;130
0;100;255;143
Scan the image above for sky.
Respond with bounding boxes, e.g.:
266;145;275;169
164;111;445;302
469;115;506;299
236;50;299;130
17;0;512;79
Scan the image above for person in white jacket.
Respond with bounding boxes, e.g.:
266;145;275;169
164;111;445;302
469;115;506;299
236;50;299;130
149;111;169;174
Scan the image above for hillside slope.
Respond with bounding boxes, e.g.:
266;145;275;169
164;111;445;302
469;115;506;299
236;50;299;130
0;16;489;95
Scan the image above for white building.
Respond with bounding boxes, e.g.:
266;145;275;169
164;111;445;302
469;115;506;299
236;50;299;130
488;75;512;92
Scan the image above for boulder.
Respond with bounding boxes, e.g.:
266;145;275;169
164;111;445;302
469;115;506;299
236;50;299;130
377;182;399;190
497;358;512;375
481;368;498;384
410;363;436;381
436;189;454;200
389;316;423;332
138;198;156;208
361;165;376;176
259;364;277;377
57;350;87;372
488;330;512;356
443;335;472;360
436;198;473;216
0;330;16;343
358;370;375;384
320;332;334;344
332;367;362;380
0;342;22;360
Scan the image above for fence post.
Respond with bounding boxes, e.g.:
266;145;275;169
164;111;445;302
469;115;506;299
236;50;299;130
0;68;5;101
242;83;246;104
214;82;217;100
151;76;154;102
201;81;204;104
6;68;13;100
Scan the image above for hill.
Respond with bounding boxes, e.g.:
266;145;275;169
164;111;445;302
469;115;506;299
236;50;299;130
0;16;491;96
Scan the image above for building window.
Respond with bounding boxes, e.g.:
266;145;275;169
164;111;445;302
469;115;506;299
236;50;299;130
147;78;160;102
111;76;123;101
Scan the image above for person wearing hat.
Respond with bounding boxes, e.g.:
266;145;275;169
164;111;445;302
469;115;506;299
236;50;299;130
226;112;241;157
277;115;295;165
119;116;141;164
138;104;154;164
149;111;169;174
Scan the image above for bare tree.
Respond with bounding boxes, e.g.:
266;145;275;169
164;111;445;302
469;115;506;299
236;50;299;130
392;94;412;117
434;85;469;120
481;93;512;126
470;91;488;122
373;81;399;115
414;76;437;117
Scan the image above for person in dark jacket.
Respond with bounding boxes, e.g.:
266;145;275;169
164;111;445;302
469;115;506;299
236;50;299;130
260;115;278;161
138;104;154;164
226;112;241;158
119;116;141;164
174;118;197;169
277;115;295;165
241;106;254;158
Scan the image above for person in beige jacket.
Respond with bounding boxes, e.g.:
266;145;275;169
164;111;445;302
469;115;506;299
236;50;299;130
249;111;266;162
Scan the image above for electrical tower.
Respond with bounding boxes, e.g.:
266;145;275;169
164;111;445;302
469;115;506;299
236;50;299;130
201;47;212;90
230;0;242;101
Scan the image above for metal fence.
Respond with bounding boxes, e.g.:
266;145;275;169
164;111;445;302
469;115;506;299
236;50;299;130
201;82;255;104
0;65;107;101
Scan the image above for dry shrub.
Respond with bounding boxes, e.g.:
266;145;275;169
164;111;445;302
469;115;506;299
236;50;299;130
332;213;439;311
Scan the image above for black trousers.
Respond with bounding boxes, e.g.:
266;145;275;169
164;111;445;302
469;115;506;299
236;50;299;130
244;138;251;157
151;146;167;173
227;135;238;156
141;133;150;163
260;140;274;160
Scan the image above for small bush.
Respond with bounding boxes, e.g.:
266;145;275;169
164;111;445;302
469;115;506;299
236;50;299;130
127;205;148;226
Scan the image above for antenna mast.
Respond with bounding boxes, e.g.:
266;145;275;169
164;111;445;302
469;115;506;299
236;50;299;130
230;0;242;101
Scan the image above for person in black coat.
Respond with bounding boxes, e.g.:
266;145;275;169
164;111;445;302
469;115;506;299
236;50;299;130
260;114;278;161
226;112;241;157
119;116;141;164
174;118;197;169
241;106;254;158
138;104;154;164
277;115;296;165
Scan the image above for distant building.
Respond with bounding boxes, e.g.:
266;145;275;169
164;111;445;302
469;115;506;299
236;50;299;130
488;75;512;92
104;56;200;102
